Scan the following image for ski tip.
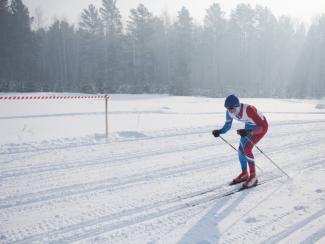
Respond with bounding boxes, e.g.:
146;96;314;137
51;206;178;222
229;180;238;186
229;180;245;186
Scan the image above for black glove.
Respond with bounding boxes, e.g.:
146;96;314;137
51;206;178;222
237;129;250;137
212;129;220;137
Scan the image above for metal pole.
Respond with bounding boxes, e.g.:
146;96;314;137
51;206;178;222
246;137;290;178
105;95;108;138
219;135;238;152
219;135;263;173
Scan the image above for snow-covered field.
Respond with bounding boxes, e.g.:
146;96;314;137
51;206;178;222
0;93;325;243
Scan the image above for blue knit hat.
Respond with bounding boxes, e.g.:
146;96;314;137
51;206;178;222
224;94;240;108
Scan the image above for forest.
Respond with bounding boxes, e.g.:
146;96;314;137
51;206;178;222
0;0;325;98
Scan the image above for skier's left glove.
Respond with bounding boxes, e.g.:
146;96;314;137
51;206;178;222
237;129;250;137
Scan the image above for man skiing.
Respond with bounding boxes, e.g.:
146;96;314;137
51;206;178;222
212;94;268;188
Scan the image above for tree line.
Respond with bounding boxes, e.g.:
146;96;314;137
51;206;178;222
0;0;325;98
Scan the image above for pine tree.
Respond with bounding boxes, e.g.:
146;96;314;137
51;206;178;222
79;4;105;92
127;4;157;93
253;5;277;96
80;4;103;35
42;20;77;92
294;15;325;98
100;0;123;92
10;0;34;91
0;0;10;90
202;3;227;95
169;7;193;95
228;4;256;95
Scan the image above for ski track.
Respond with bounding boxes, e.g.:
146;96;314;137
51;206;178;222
0;154;236;209
219;163;325;244
221;194;325;244
1;120;324;179
301;226;325;244
1;123;324;211
9;178;281;244
0;139;216;179
1;118;325;156
1;113;325;242
263;208;325;244
0;110;324;121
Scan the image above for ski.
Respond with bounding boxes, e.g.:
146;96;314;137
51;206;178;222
223;180;261;196
180;178;263;201
229;180;245;186
185;177;282;207
178;182;237;200
185;186;243;207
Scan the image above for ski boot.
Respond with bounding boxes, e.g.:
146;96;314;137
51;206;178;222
230;171;248;185
242;174;258;189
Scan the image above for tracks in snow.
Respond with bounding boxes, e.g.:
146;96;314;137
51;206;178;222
1;124;325;210
12;177;283;244
1;118;325;156
1;120;325;243
2;120;325;179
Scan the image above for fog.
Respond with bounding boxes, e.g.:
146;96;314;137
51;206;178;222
1;0;325;98
24;0;325;27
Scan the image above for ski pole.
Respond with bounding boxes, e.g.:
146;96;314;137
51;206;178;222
219;135;238;152
219;135;263;173
246;137;290;178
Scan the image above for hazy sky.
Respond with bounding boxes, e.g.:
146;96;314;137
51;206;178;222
24;0;325;27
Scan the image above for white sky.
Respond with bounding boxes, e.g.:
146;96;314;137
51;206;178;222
24;0;325;27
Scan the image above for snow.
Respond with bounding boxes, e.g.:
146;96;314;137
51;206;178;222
316;103;325;109
0;93;324;243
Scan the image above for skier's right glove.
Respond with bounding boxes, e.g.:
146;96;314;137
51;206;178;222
212;130;220;137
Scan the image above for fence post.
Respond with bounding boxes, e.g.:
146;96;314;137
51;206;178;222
105;95;109;138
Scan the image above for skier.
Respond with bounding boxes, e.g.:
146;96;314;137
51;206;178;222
212;94;268;188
